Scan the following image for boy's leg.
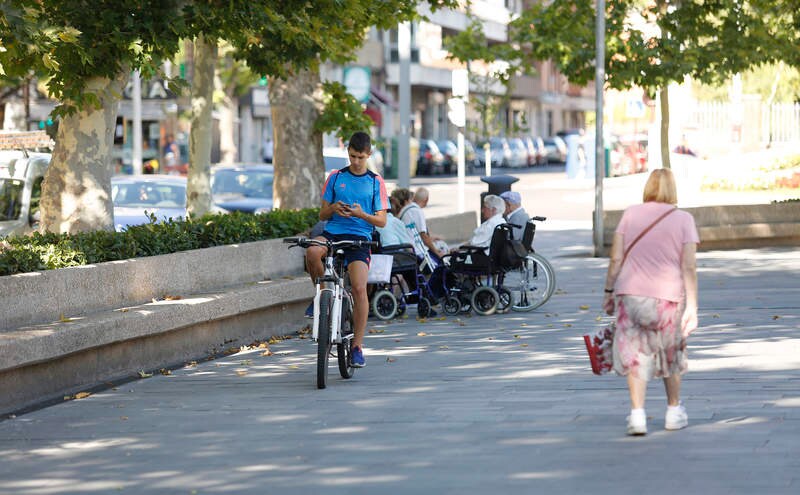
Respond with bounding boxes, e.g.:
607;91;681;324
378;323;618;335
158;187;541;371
347;260;370;349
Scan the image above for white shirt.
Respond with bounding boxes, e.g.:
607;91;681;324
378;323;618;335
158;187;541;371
399;203;428;257
469;213;505;251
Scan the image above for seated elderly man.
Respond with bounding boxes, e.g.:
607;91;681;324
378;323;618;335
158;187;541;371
451;194;506;254
500;190;530;242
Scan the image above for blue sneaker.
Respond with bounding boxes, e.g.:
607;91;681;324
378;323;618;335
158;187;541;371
350;346;366;368
304;301;314;319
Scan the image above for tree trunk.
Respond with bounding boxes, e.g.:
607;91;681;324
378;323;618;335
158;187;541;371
218;55;237;165
660;86;671;169
269;68;324;210
39;71;128;234
187;34;217;218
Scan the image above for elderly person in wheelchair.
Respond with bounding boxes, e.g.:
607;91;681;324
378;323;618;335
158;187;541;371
450;194;506;257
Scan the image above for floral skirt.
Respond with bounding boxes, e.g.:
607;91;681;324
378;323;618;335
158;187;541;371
612;295;688;381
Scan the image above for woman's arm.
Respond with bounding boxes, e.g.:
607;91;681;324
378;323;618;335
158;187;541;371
602;232;624;315
680;241;698;337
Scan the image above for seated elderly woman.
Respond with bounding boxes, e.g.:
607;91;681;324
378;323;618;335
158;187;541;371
451;194;506;254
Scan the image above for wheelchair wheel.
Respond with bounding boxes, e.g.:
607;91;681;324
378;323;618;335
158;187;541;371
371;289;398;320
417;297;433;318
471;286;499;316
442;295;461;316
495;286;512;314
510;253;556;312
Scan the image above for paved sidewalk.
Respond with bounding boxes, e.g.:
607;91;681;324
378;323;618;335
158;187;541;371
1;229;798;494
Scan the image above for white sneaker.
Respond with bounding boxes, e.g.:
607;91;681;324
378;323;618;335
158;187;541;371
665;404;689;430
627;409;647;436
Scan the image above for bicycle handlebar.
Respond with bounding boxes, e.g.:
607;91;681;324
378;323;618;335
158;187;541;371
283;236;378;250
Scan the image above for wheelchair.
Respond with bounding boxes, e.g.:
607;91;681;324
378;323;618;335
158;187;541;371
441;223;525;316
501;217;556;312
369;243;441;320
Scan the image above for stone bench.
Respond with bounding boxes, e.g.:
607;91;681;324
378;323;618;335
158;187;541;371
600;202;800;253
0;211;478;415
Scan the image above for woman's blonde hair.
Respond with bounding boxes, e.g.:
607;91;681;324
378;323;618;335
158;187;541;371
642;168;678;204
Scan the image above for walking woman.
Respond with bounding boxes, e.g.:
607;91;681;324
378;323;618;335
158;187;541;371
602;168;699;435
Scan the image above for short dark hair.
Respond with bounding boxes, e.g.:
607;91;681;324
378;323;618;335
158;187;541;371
348;132;371;153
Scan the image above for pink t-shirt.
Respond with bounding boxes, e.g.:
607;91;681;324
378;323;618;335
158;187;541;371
614;202;700;302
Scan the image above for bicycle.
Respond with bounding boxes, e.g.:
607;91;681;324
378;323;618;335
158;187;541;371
502;217;556;312
284;236;376;389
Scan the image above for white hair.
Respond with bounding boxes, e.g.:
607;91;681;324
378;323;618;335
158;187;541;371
483;194;505;216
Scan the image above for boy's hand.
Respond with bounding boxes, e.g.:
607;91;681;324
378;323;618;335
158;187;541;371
333;201;349;216
345;202;364;219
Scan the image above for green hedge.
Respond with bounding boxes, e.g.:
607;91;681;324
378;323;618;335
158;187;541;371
0;208;320;277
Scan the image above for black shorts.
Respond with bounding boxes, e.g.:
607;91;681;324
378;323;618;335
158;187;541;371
321;231;372;267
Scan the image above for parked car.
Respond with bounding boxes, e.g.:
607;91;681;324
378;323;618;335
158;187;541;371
478;137;512;168
523;136;546;166
507;138;529;168
210;163;274;214
463;139;481;172
0;147;49;238
542;136;568;163
111;175;187;231
417;139;446;175
436;139;457;174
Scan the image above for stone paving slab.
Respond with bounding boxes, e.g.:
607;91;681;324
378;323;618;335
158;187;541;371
0;232;798;495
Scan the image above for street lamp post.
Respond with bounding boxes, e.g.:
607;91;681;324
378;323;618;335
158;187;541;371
593;0;606;257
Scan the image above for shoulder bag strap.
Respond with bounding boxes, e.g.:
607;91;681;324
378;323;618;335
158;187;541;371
621;207;678;266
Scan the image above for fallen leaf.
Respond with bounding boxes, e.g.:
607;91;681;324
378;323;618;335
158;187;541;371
417;318;427;323
514;334;521;338
437;317;447;321
288;365;299;369
394;339;402;342
120;416;128;421
138;370;152;378
520;343;529;347
236;370;248;377
261;350;273;357
712;314;720;318
458;321;466;327
74;392;91;400
162;295;182;301
579;305;590;310
119;308;129;313
772;315;781;320
564;323;573;328
520;323;528;327
159;369;172;376
386;357;396;363
439;345;449;350
368;329;385;334
595;316;602;321
58;314;73;323
186;361;197;368
417;332;428;336
240;360;252;366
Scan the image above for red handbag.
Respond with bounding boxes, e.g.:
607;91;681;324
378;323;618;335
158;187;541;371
583;324;615;375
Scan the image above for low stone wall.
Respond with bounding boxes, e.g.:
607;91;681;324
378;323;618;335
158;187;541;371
599;202;800;253
0;211;478;415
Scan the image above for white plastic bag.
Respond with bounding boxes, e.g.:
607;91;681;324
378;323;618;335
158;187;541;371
367;254;393;283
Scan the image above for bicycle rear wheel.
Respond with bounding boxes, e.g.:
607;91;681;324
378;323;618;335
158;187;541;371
338;297;355;379
509;253;556;312
317;291;333;389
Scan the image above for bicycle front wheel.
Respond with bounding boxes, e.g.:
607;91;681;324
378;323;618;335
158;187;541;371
509;253;556;312
338;297;355;379
317;291;333;389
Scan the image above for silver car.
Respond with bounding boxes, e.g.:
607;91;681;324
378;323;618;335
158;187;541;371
111;175;187;232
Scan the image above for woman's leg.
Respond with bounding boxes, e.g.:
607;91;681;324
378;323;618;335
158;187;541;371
627;374;647;409
664;374;682;407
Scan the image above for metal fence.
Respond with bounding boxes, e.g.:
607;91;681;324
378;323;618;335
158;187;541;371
685;101;800;146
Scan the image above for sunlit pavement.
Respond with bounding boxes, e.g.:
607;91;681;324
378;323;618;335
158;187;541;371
1;166;799;494
0;224;798;494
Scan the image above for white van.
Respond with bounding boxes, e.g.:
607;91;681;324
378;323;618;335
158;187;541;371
0;131;53;238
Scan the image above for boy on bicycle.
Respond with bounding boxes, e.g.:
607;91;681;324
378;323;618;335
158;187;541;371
306;131;388;367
